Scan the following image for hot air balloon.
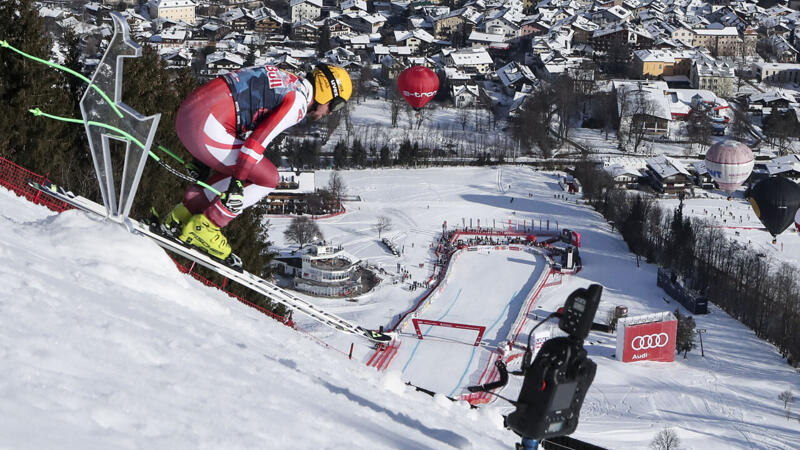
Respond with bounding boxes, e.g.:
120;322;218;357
704;140;754;195
398;66;439;111
795;208;800;233
747;176;800;242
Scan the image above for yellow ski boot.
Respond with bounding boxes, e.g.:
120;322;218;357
179;213;232;260
162;203;192;236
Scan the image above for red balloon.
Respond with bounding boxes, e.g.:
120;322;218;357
398;66;439;110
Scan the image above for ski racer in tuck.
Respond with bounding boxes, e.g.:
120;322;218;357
162;64;353;261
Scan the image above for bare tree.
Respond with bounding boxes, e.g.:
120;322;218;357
327;171;347;207
649;427;680;450
284;216;323;249
780;389;793;419
374;215;392;239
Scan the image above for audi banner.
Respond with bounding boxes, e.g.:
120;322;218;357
616;312;677;363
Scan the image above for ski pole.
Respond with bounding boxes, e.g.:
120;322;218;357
0;39;123;118
28;108;222;196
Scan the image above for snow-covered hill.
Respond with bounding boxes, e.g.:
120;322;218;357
2;166;799;449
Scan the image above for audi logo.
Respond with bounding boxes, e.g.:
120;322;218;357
402;90;436;98
631;333;669;350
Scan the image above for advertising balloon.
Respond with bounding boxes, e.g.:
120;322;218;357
704;140;754;194
398;66;439;110
747;177;800;240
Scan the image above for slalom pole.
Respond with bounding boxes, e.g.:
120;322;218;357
28;108;223;197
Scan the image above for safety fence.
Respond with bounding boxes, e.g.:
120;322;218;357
0;157;72;212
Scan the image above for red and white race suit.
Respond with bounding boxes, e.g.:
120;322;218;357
175;65;313;227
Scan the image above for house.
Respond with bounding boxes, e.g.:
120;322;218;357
757;63;800;83
340;0;368;14
686;26;742;57
342;12;387;34
433;7;481;40
444;47;494;75
394;29;436;55
496;62;537;94
159;48;193;68
605;163;643;189
450;82;481;108
327;18;354;38
482;15;520;40
689;161;716;189
632;49;693;78
218;7;248;32
290;20;319;41
690;59;734;99
203;51;243;78
764;155;800;180
248;7;284;35
468;30;506;48
290;0;322;23
614;80;672;136
645;155;692;194
149;0;196;25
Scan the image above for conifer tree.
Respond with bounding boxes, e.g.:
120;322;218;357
0;0;74;176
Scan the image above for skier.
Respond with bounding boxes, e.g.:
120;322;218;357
161;64;352;261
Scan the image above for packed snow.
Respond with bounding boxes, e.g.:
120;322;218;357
2;166;799;449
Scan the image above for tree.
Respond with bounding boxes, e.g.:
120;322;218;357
316;23;332;57
333;140;348;169
379;144;392;167
510;90;556;157
374;215;392;239
327;171;346;207
779;389;793;419
0;0;75;181
686;108;712;151
674;308;696;358
649;427;680;450
730;106;752;141
284;216;322;249
350;138;367;167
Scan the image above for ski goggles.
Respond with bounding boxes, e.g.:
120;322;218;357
316;64;347;112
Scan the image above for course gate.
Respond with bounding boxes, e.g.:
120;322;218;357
412;319;486;346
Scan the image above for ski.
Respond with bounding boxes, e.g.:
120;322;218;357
28;180;394;344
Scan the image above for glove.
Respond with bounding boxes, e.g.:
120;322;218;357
222;178;245;215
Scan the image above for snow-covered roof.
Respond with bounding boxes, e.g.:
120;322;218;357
496;62;536;87
646;155;691;178
765;154;800;176
448;48;493;65
152;0;196;8
206;51;244;66
290;0;322;7
614;80;672;121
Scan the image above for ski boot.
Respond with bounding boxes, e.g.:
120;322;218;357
179;213;242;270
160;202;192;238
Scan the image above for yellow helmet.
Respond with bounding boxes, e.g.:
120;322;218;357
312;64;352;111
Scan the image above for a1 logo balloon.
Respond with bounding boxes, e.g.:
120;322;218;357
398;66;439;110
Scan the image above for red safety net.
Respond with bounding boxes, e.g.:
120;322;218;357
0;156;72;212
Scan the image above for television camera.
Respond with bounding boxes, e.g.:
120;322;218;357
467;284;604;447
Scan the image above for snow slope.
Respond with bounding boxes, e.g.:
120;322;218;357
2;165;799;449
0;188;512;449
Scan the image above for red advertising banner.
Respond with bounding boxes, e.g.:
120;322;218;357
621;319;677;362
